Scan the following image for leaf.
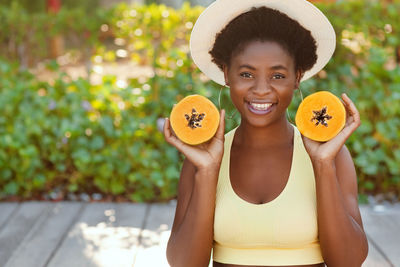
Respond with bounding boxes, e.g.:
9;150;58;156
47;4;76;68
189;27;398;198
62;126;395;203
363;164;379;175
94;177;108;193
394;149;400;161
0;169;12;180
364;181;375;190
151;171;164;187
68;184;78;192
33;174;46;188
111;180;125;195
166;166;179;179
90;136;105;150
387;159;400;175
4;182;19;195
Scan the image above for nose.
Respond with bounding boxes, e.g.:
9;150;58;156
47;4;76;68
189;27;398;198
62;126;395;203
252;77;272;96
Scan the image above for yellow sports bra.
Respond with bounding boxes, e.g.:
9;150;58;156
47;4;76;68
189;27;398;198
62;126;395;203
212;125;324;266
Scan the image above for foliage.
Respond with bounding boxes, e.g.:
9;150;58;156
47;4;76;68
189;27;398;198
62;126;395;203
0;0;399;202
311;1;400;200
0;58;181;201
0;0;101;13
0;1;110;67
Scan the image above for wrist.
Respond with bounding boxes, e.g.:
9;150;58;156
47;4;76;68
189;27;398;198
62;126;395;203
311;155;335;165
196;164;221;176
195;159;221;173
311;157;336;173
195;165;220;183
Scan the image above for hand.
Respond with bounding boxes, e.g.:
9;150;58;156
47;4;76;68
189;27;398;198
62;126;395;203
301;93;361;162
164;109;226;171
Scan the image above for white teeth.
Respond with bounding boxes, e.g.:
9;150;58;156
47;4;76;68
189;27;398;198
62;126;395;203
250;102;273;110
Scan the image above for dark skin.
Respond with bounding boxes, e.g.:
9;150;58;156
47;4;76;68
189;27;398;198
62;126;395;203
164;40;368;267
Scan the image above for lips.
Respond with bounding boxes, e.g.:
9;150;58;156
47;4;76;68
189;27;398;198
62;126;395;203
249;102;273;111
247;101;276;115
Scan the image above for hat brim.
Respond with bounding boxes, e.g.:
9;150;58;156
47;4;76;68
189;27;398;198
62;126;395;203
190;0;336;85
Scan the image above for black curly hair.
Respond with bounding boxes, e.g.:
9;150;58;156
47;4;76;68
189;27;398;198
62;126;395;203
209;6;318;74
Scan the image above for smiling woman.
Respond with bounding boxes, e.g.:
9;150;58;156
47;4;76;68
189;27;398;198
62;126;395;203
164;0;369;267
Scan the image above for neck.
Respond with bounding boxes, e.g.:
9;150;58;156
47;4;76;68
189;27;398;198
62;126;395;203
235;117;294;149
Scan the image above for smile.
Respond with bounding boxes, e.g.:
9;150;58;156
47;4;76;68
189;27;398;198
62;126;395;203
247;101;276;115
249;102;273;111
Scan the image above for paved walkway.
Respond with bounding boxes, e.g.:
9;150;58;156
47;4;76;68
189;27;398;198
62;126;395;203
0;201;399;267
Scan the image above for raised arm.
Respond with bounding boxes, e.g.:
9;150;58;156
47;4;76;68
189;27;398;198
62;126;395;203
164;110;225;267
301;93;368;266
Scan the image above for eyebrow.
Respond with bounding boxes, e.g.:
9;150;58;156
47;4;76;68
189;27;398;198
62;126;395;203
239;64;288;71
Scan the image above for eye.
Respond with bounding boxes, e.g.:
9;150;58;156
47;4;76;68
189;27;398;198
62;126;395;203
272;73;285;79
240;72;253;79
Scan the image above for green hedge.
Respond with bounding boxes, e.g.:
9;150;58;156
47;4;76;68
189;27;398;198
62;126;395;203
0;59;182;201
0;1;399;202
0;1;110;67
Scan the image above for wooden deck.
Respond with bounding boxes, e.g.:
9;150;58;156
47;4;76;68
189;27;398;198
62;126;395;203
0;201;399;267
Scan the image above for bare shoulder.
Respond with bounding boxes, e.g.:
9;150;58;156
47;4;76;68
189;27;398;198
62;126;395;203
334;144;364;228
169;158;196;235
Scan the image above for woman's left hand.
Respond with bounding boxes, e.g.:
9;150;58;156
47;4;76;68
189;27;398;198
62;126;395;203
301;93;361;162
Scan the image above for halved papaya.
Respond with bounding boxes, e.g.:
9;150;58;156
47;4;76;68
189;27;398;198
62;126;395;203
295;91;346;142
170;94;220;145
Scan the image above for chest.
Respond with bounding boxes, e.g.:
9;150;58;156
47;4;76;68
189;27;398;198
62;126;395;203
229;145;293;205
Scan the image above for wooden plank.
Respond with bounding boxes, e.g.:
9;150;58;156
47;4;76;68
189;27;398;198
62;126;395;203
134;203;176;267
47;203;147;267
360;204;400;266
3;202;84;267
0;202;51;265
0;202;19;229
360;205;392;267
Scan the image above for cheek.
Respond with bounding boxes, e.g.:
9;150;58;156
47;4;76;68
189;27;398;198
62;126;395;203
279;88;295;107
265;86;294;111
229;87;247;109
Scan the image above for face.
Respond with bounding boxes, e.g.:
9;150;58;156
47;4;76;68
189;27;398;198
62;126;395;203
223;40;302;128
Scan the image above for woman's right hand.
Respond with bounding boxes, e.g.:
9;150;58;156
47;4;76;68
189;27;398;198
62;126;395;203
163;109;225;172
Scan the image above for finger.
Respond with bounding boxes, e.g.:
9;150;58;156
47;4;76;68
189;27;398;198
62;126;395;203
340;96;352;123
215;109;226;140
163;118;179;144
342;93;361;128
341;93;354;114
163;117;173;141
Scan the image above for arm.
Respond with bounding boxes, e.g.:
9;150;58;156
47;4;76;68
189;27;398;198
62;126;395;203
312;145;368;267
301;93;368;266
163;110;225;267
166;160;219;267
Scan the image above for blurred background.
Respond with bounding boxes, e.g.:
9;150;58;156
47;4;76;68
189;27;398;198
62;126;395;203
0;0;399;204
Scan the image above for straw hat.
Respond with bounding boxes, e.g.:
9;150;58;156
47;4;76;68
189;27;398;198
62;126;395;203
190;0;336;85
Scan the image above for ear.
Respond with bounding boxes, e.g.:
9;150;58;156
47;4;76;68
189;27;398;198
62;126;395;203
222;64;229;86
295;70;304;89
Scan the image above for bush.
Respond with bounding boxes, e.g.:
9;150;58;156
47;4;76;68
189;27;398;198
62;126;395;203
0;0;399;202
0;1;110;67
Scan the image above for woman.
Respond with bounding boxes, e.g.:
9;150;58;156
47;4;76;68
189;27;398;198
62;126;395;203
164;0;369;266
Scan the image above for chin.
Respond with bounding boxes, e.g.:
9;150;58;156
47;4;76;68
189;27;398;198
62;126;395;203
239;107;271;127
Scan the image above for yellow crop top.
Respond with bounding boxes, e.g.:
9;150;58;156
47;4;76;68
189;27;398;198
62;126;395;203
212;125;324;266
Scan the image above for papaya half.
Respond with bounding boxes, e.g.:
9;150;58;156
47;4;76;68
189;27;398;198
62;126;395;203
170;94;220;145
295;91;346;142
